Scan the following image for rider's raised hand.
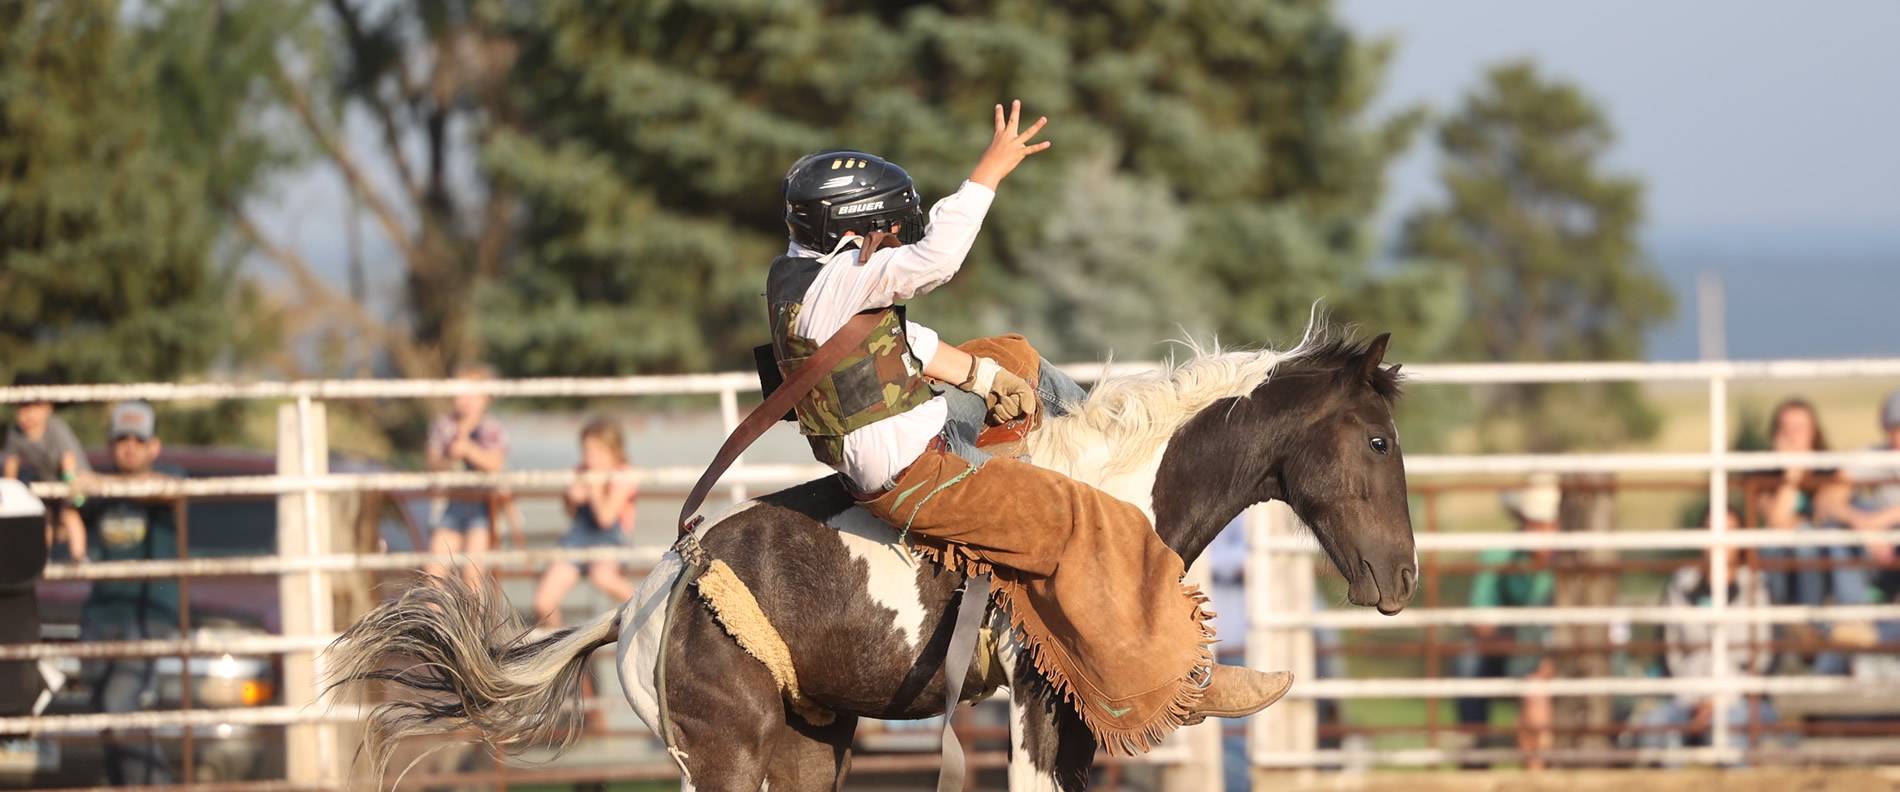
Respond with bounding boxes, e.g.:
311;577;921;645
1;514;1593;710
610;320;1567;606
969;99;1051;190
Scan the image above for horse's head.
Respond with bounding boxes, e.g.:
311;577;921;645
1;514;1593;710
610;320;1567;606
1253;333;1416;614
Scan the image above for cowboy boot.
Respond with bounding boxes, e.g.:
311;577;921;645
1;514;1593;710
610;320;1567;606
1183;665;1294;724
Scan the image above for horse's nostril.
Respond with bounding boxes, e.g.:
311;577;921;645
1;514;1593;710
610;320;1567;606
1399;566;1418;600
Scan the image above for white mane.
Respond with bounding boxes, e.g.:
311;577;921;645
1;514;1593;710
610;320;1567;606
1028;329;1327;482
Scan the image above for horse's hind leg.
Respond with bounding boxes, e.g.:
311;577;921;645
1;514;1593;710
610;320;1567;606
664;602;785;790
765;712;859;791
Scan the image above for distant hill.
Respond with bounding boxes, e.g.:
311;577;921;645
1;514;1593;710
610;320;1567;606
1645;225;1900;361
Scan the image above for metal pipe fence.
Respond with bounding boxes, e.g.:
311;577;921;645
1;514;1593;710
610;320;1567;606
6;353;1900;783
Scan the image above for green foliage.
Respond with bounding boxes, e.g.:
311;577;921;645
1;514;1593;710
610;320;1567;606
1400;61;1674;452
477;0;1449;377
1;1;316;446
0;1;229;385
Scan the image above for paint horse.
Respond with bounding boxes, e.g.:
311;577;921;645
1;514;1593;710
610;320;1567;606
330;329;1418;791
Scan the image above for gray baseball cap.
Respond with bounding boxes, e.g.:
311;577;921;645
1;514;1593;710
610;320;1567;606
1884;389;1900;430
108;401;157;441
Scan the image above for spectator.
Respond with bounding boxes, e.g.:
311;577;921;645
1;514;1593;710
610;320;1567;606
423;365;508;589
1832;388;1900;673
2;372;89;560
77;401;181;784
1454;473;1559;769
1625;507;1786;760
1752;398;1867;674
1840;388;1900;560
531;417;638;626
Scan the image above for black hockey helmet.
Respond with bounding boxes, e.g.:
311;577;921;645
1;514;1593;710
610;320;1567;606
783;150;925;251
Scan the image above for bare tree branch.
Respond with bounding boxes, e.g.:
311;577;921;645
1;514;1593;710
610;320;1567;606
230;207;431;377
268;57;423;269
324;0;428;209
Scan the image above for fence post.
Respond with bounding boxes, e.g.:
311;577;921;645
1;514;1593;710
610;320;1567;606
1552;473;1617;754
719;387;747;503
279;401;338;785
1248;501;1316;779
1707;374;1732;761
1160;558;1223;792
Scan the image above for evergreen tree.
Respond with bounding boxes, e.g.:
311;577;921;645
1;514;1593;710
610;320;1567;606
0;1;239;384
1401;61;1673;452
477;0;1447;376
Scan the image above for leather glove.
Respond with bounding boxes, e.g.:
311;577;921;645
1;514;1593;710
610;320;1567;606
958;357;1039;426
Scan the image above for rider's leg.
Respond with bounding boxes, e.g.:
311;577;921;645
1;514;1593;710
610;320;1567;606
955;334;1084;417
860;448;1289;754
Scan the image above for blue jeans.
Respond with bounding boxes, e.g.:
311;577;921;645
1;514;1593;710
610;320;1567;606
1761;521;1900;674
80;619;174;785
1626;697;1787;763
939;357;1088;468
556;511;624;572
432;498;491;535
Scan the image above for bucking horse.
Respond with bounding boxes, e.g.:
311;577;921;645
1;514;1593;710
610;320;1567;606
329;327;1417;790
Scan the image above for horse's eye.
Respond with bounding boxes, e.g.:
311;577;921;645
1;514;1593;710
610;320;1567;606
1370;436;1390;455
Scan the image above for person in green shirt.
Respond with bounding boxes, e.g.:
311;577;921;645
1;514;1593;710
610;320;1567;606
1455;474;1559;767
76;401;181;785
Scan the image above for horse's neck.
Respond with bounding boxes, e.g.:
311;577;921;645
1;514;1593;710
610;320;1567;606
1025;393;1274;568
1024;418;1176;521
1026;400;1200;531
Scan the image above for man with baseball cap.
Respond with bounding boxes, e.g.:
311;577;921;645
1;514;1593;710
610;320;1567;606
1842;390;1900;549
76;400;181;784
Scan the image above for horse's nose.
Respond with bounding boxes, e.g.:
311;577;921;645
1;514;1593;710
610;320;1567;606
1373;562;1416;615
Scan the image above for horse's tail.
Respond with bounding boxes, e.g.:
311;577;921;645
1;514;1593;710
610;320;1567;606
324;573;619;782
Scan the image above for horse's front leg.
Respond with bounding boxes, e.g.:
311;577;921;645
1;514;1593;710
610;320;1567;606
1002;634;1095;791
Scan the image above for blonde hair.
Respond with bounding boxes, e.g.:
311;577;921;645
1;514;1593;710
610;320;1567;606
580;417;627;464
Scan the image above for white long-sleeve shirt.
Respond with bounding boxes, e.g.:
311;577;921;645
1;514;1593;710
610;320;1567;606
786;179;996;491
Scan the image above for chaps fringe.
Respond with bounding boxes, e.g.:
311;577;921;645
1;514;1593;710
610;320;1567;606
908;538;1218;756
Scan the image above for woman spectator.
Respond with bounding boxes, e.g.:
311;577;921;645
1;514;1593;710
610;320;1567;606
531;417;638;627
1753;398;1868;674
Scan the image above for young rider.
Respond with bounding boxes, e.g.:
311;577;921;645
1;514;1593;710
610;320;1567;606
765;101;1291;753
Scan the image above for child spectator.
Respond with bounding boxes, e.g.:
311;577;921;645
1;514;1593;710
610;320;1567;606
422;365;508;589
531;417;638;626
2;372;89;560
1624;506;1782;761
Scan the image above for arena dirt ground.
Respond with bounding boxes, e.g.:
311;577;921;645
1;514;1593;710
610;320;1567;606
1255;767;1900;791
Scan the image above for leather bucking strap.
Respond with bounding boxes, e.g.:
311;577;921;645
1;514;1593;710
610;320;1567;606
678;310;886;535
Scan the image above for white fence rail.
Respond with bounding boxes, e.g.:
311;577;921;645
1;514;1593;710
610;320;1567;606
6;353;1900;778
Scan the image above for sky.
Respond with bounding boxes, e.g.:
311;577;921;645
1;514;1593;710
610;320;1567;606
1338;0;1900;234
252;1;1900;362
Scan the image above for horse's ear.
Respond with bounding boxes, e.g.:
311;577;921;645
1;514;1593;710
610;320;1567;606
1359;333;1391;380
1386;363;1402;378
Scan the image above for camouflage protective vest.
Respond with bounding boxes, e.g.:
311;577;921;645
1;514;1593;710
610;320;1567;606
765;254;933;465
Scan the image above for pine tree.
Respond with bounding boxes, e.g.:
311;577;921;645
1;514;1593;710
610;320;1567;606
1401;61;1674;452
476;0;1444;376
0;2;237;385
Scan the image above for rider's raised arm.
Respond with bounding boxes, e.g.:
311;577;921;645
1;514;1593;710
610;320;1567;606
853;181;995;306
850;100;1050;310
